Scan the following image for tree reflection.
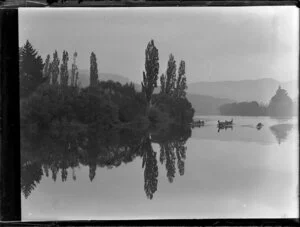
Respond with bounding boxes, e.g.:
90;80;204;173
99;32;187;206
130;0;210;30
21;124;191;199
141;134;158;199
152;125;190;183
270;123;293;144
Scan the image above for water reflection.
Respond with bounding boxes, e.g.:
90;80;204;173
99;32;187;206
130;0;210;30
270;124;294;145
217;125;233;133
21;124;191;200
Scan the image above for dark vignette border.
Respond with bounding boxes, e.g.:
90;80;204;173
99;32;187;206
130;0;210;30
0;0;299;226
0;8;21;222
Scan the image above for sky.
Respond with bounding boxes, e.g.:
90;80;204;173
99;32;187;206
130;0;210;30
19;7;299;84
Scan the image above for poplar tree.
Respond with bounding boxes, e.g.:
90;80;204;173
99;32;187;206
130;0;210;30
71;51;78;87
165;54;177;95
141;39;159;105
174;60;187;98
160;73;166;94
90;52;98;87
51;50;60;85
43;54;51;83
60;50;69;86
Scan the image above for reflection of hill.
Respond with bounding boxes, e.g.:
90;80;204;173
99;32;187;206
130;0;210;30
270;124;293;145
21;124;191;200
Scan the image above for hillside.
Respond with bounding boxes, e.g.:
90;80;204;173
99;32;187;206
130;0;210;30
74;70;298;115
188;78;298;104
186;94;235;115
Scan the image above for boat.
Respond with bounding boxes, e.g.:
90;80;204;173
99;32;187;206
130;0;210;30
218;119;233;128
256;122;263;130
190;120;205;127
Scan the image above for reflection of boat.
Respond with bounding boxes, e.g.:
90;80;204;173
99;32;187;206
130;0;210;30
218;119;233;128
217;125;233;132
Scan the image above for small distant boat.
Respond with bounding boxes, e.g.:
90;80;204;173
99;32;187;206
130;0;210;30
191;120;205;127
256;122;263;130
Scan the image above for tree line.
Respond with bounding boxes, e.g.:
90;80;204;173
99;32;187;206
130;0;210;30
219;86;295;117
20;39;194;133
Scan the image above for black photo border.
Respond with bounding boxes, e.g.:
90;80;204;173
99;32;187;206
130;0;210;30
0;0;299;226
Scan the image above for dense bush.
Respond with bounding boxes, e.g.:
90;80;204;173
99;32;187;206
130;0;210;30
153;93;195;124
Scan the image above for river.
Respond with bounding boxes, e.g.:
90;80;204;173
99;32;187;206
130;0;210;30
21;115;298;220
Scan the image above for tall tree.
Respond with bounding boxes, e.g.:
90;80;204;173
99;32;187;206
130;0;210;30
43;54;51;83
165;54;177;95
141;40;159;105
51;50;60;85
71;51;79;87
60;50;69;86
160;73;166;94
174;60;187;98
19;40;46;98
90;52;98;87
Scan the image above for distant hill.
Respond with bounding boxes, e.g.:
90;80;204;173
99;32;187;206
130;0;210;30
74;71;296;115
188;78;298;104
186;94;235;115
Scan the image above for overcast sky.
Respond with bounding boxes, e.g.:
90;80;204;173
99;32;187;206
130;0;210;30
19;7;298;84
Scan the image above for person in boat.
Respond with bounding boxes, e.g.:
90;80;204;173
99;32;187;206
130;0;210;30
256;122;263;130
217;120;225;127
225;119;233;125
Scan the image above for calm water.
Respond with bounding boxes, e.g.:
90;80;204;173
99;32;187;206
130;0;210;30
21;116;299;220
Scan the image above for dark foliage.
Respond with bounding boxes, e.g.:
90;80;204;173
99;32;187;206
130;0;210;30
90;52;99;87
153;93;195;124
141;40;159;105
20;40;47;98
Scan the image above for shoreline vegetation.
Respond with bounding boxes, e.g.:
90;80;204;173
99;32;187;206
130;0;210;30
20;39;194;133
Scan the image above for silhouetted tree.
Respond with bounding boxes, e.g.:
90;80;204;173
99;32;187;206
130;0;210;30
71;51;79;87
174;60;187;98
268;86;293;117
165;54;177;95
90;52;99;87
43;54;51;83
20;40;46;98
51;50;60;85
141;40;159;106
160;73;166;94
60;50;69;86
